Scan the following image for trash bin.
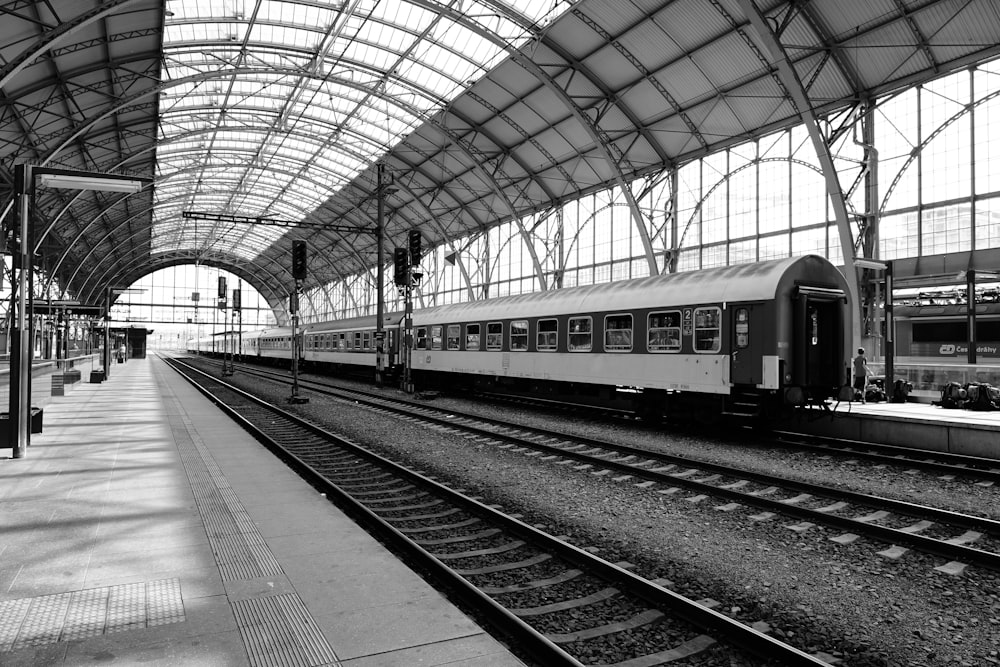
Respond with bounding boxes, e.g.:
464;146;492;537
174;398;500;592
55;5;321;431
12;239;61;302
0;407;44;445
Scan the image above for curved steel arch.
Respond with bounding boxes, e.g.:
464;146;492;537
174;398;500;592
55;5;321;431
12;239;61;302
737;0;862;348
0;0;144;90
51;191;300;294
878;85;1000;222
80;239;290;312
108;254;286;318
60;193;317;303
676;156;853;253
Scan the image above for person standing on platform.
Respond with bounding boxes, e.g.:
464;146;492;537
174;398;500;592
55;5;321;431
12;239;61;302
853;347;872;403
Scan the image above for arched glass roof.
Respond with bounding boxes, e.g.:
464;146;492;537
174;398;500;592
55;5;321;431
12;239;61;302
4;0;1000;314
154;0;572;261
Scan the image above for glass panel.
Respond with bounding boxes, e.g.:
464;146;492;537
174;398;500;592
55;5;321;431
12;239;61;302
447;325;461;350
537;319;558;351
921;205;971;255
568;317;592;352
976;197;1000;250
694;307;721;352
648;311;681;352
604;314;633;352
431;325;443;350
466;324;480;350
510;320;528;351
486;322;503;350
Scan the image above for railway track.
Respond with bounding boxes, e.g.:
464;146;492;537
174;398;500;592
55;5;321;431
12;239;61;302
165;357;832;666
195;358;1000;577
769;431;1000;485
474;389;1000;485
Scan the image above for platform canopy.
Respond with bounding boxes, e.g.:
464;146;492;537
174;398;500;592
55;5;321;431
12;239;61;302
3;0;1000;311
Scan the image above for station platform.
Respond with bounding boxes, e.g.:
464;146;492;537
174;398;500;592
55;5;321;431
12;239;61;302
0;355;526;666
780;398;1000;460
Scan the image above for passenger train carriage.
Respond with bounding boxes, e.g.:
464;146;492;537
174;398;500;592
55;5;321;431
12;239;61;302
189;255;852;421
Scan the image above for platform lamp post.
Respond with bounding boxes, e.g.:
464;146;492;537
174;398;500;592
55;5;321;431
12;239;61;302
7;166;145;458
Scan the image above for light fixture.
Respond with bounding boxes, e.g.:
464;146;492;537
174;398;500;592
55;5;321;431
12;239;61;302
853;258;887;271
38;173;144;193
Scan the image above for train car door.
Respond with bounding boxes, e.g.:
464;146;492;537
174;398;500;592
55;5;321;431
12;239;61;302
793;287;847;390
730;304;763;385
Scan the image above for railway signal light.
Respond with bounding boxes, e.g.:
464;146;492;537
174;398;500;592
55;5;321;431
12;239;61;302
393;247;408;286
408;229;422;266
232;288;241;312
218;276;227;299
291;240;307;280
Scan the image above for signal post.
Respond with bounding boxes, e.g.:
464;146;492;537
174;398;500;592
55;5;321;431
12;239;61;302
395;230;421;394
289;240;309;404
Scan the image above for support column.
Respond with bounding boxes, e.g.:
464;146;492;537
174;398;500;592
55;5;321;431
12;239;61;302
967;270;977;365
375;162;386;385
7;164;33;457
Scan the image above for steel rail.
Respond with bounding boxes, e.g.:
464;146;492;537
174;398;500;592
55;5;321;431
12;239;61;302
166;356;832;666
221;363;1000;571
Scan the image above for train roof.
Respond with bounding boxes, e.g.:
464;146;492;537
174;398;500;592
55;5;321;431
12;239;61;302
412;255;847;324
303;312;404;333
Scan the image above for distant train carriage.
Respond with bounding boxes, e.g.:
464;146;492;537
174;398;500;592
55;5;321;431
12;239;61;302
885;302;1000;397
892;302;1000;362
302;313;405;378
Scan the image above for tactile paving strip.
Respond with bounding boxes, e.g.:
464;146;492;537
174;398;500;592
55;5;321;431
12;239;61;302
174;422;283;582
0;578;185;652
232;594;340;667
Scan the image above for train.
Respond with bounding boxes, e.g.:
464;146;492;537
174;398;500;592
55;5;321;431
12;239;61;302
189;254;853;421
880;300;1000;398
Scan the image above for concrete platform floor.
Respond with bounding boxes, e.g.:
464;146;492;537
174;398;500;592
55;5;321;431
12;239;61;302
0;355;526;667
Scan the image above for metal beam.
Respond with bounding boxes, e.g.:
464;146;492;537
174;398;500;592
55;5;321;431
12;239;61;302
181;210;376;235
736;0;862;350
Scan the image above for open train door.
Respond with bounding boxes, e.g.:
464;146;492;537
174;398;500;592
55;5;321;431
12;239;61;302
794;286;846;396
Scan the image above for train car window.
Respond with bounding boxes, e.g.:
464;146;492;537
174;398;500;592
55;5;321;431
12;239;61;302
447;325;461;350
338;333;346;350
694;307;721;352
537;319;558;351
363;331;371;349
466;324;481;350
735;308;750;349
487;322;503;350
648;311;681;352
604;314;633;352
568;317;592;351
354;332;362;349
510;320;529;351
431;325;443;350
415;327;428;350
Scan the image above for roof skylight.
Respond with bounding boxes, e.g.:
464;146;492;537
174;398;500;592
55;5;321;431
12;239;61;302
155;0;574;261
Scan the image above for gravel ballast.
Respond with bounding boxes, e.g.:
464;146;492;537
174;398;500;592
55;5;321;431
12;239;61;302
208;365;1000;667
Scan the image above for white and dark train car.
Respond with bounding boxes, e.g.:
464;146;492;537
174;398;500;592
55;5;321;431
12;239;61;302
407;254;851;419
189;255;852;420
300;313;405;376
186;327;280;359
